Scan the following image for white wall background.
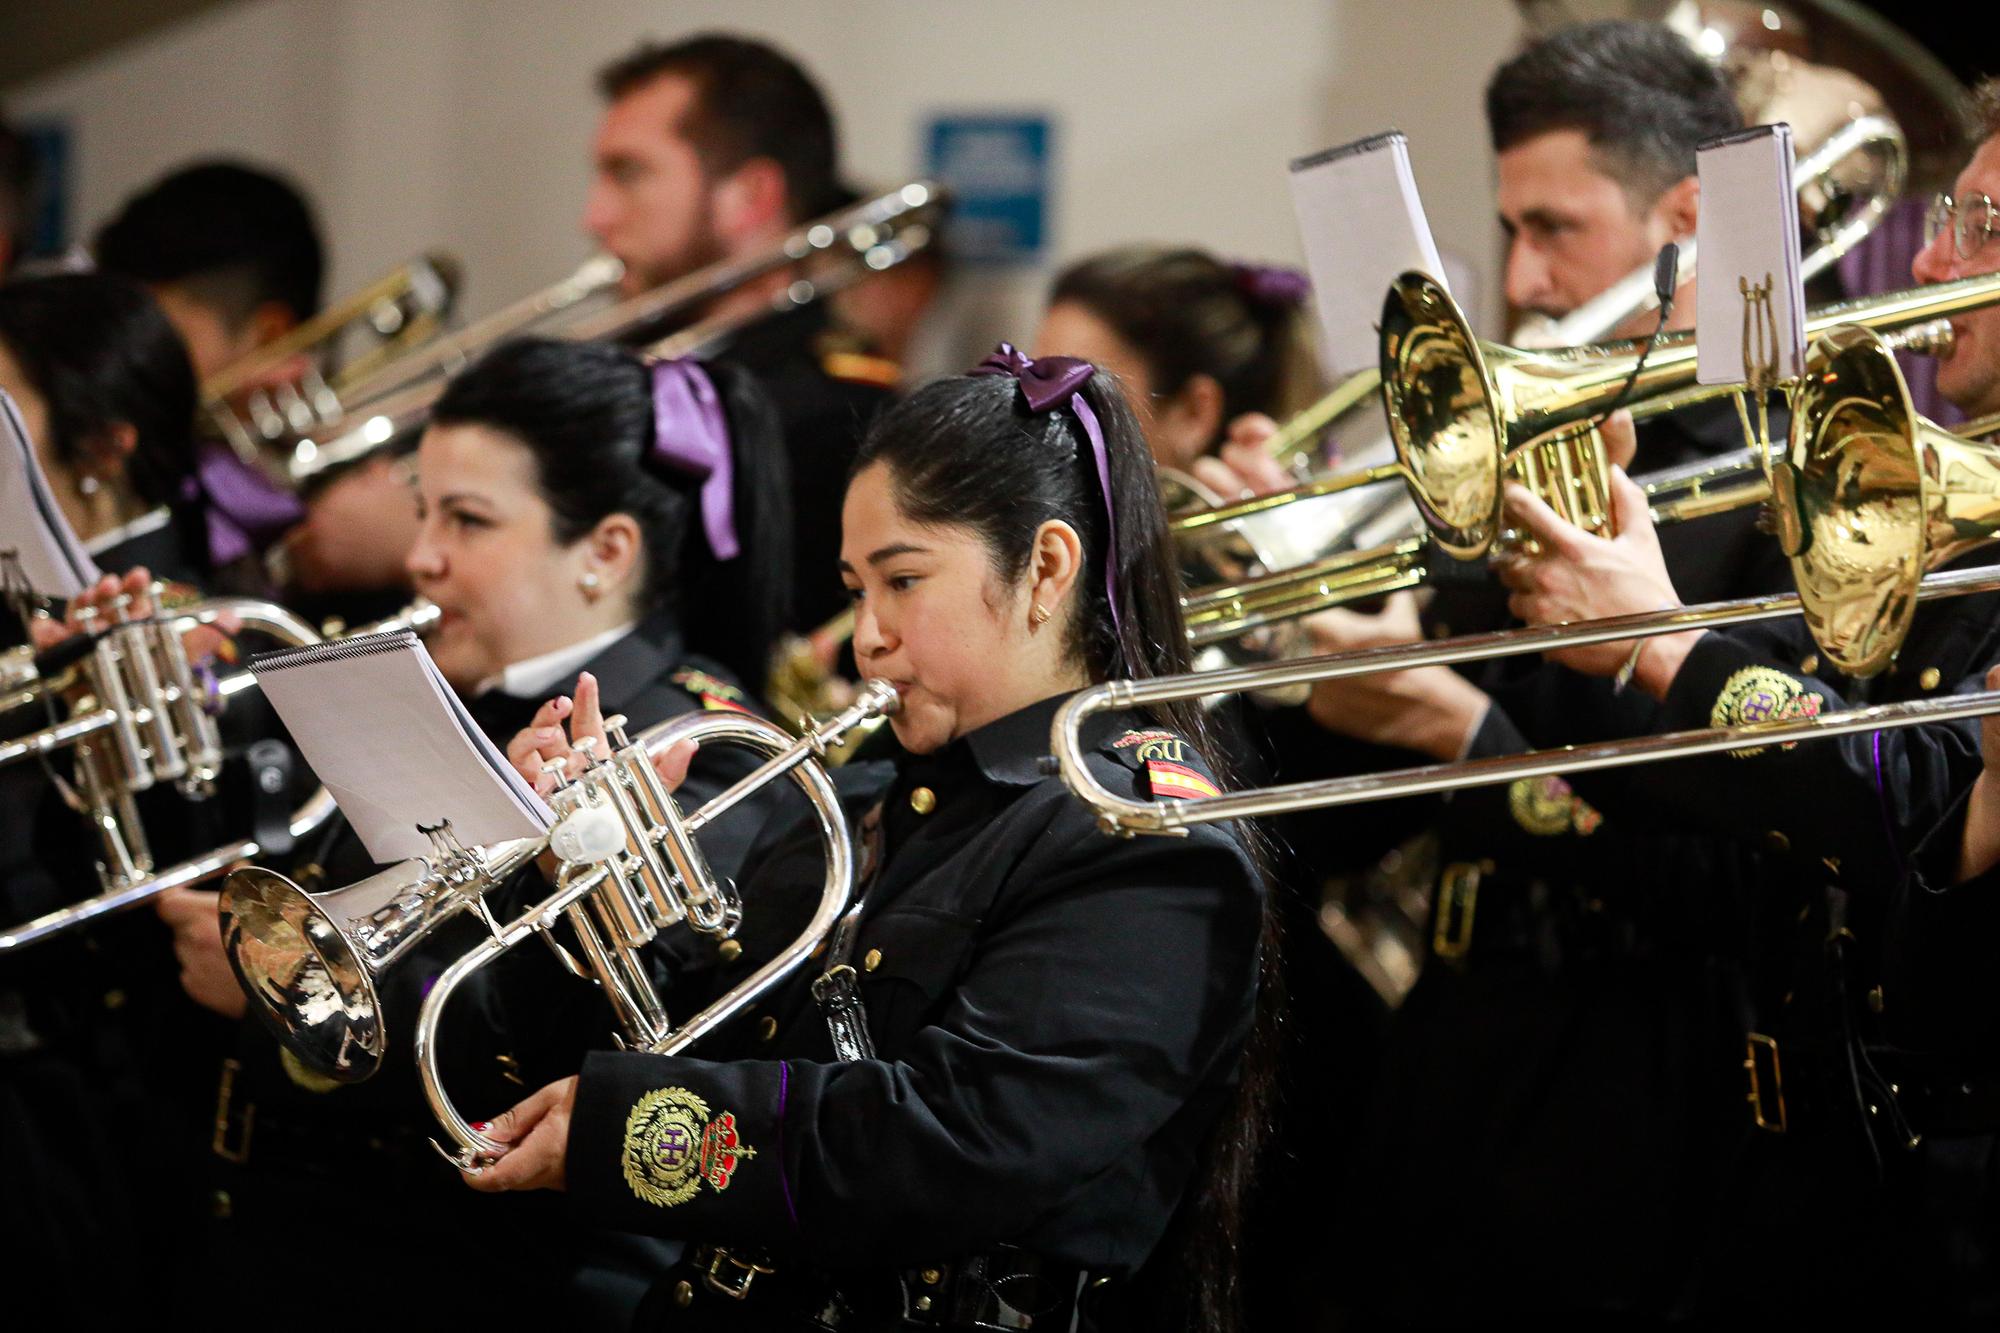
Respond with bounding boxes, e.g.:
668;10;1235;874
6;0;1524;373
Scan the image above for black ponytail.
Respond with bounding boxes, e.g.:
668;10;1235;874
0;272;202;562
851;366;1279;1332
430;338;793;685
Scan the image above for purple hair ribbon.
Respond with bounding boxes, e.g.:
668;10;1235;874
649;359;738;561
1230;260;1311;308
189;441;306;567
968;343;1124;641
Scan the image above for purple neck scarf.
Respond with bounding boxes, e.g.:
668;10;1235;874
649;359;738;561
188;442;306;568
969;343;1123;641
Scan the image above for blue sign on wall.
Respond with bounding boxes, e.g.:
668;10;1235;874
922;114;1051;265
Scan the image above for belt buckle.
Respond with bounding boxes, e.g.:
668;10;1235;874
211;1056;256;1164
1744;1032;1788;1133
1432;861;1482;960
703;1246;776;1299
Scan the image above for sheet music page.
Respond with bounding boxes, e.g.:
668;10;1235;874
1696;124;1806;386
1289;130;1451;378
251;629;553;863
0;389;101;597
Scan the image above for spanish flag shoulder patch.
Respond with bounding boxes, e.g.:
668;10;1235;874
671;667;751;714
1144;758;1221;801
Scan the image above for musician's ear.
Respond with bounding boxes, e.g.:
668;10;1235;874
1653;174;1701;243
711;156;788;247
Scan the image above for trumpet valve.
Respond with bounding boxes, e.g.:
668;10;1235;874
603;712;634;751
572;735;602;769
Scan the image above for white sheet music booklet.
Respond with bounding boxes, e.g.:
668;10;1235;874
1695;123;1807;387
0;387;101;598
251;629;553;864
1288;129;1451;379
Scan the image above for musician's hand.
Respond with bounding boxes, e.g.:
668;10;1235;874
1184;413;1309;500
1300;592;1492;761
506;672;697;798
1494;467;1700;694
461;1075;575;1193
27;567;237;664
1960;665;2000;881
154;888;246;1019
1599;409;1638;472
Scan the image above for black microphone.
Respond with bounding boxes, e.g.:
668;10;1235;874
1653;241;1681;311
1587;241;1682;430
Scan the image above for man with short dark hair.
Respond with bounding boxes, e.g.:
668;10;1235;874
94;161;324;382
1487;19;1740;338
586;34;896;631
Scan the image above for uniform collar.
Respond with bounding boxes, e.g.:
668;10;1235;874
480;621;637;700
900;691;1095;790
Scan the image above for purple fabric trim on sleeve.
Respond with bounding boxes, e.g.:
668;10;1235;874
776;1060;800;1232
1872;729;1904;877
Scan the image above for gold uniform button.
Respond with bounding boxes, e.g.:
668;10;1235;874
673;1280;694;1308
756;1016;779;1043
1920;667;1942;690
863;948;883;972
909;786;936;815
1799;654;1819;675
1868;985;1886;1013
717;939;743;963
1765;829;1790;854
103;989;126;1011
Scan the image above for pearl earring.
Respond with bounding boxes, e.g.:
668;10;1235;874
579;570;600;598
78;475;101;497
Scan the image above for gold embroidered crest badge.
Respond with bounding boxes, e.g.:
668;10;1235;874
623;1087;757;1208
1507;775;1603;837
1710;666;1825;759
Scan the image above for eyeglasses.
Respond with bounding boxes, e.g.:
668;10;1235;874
1925;191;1996;262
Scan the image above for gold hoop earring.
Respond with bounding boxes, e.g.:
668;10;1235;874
1031;604;1051;627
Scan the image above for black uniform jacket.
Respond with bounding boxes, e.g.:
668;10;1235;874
564;694;1262;1287
715;306;895;635
194;621;795;1327
0;506;240;1319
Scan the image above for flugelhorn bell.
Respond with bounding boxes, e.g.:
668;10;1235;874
221;826;542;1082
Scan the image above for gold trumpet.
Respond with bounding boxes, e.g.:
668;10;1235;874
221;683;897;1168
204;252;465;465
1172;268;2000;653
1060;324;2000;834
0;598;438;952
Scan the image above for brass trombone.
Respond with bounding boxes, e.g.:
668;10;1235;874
1173;268;2000;652
221;683;898;1168
1057;565;2000;835
1061;323;2000;833
0;598;438;952
278;181;946;486
204;252;467;463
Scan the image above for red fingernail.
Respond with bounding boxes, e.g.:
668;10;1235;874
471;1121;489;1132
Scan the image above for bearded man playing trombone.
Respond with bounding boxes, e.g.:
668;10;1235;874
1341;78;2000;1325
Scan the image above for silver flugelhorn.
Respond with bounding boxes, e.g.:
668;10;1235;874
0;598;438;952
278;181;946;486
220;682;898;1168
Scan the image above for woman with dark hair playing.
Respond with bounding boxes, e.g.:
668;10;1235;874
139;336;801;1326
1034;244;1323;498
0;271;302;600
467;345;1272;1332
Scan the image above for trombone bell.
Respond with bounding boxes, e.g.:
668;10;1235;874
1785;324;2000;676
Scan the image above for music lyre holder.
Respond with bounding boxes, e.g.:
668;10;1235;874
1734;273;1783;470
